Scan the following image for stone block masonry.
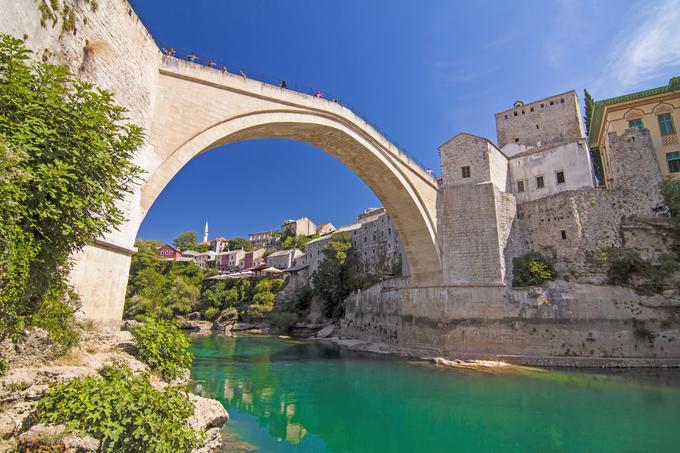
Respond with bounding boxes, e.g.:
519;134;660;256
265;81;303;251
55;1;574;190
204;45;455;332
495;90;585;148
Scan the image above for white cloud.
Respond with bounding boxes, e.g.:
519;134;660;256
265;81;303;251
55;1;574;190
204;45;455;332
606;0;680;89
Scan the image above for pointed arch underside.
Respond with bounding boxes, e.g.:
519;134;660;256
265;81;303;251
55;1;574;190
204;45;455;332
141;62;442;285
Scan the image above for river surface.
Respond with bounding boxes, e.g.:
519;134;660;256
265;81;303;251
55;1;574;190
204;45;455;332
189;334;680;452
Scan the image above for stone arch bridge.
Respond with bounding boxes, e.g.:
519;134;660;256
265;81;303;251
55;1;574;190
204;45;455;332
72;56;443;326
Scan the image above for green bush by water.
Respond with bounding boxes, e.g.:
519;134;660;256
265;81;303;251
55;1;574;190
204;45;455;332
38;363;201;452
131;316;193;380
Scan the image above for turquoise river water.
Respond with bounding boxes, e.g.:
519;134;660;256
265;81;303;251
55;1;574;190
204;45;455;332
189;334;680;453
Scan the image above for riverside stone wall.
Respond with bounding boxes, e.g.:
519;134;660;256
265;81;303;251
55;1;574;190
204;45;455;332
340;279;680;360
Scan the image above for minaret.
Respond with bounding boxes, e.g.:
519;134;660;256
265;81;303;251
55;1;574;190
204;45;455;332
203;220;209;243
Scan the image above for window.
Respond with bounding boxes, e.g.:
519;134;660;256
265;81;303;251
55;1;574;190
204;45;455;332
516;180;525;193
658;113;675;136
514;138;519;143
628;118;643;129
556;171;565;184
536;124;539;129
667;152;680;173
560;230;567;240
514;111;518;116
461;166;471;178
536;175;545;189
560;98;564;103
530;107;534;112
550;100;554;106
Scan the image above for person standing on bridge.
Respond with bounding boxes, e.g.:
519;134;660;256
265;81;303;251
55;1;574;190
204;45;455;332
314;90;322;98
167;47;176;57
280;80;287;88
187;52;198;63
208;60;216;68
221;66;229;74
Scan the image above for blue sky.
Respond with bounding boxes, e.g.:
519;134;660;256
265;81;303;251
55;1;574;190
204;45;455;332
131;0;680;243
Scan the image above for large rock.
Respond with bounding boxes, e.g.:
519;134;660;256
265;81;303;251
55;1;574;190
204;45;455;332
212;308;239;332
18;424;99;452
187;394;229;431
0;328;62;368
0;401;36;439
179;319;213;331
188;311;202;321
316;325;335;338
191;427;223;453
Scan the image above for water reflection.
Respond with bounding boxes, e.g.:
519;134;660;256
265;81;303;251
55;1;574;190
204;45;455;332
190;334;680;453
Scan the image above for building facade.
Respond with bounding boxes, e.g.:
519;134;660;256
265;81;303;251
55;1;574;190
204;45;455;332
267;249;304;270
588;77;680;182
302;208;403;278
217;249;246;272
316;223;336;235
243;249;266;269
248;231;280;249
157;244;183;260
281;217;317;237
195;251;217;269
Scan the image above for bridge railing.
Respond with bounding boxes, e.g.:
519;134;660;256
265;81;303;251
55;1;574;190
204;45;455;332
158;51;436;178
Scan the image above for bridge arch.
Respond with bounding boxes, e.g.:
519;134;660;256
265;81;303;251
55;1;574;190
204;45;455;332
72;58;443;327
141;108;441;284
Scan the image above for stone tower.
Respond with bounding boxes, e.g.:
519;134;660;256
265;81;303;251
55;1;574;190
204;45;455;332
203;220;209;243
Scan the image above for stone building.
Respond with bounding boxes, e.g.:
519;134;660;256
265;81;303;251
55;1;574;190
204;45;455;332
195;251;217;269
281;217;317;237
495;91;586;149
243;249;266;269
302;208;404;279
267;249;304;270
316;223;336;235
588;77;680;182
438;89;663;282
216;249;246;272
247;231;280;249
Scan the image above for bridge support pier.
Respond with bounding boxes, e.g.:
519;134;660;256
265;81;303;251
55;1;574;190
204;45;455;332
69;240;136;330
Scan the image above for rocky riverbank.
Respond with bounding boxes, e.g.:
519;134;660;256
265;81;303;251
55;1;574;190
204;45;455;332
0;328;228;452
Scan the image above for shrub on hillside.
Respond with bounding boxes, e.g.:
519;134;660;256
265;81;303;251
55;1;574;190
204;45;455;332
131;316;193;380
607;251;651;286
660;177;680;219
38;363;201;452
512;252;557;287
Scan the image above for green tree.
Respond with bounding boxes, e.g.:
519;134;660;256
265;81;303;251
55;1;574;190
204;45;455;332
660;177;680;219
229;237;253;251
311;232;356;318
0;34;143;343
282;234;318;252
173;231;197;251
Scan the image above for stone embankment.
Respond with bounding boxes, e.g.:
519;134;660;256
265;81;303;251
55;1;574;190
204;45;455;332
0;329;228;452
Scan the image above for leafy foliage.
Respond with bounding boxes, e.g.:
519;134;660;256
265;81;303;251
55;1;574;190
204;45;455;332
0;34;143;344
607;251;651;286
660;177;680;219
512;252;557;287
130;317;193;380
608;249;679;293
311;232;360;318
228;237;253;252
124;240;211;320
282;234;318;252
173;231;197;251
38;363;201;452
